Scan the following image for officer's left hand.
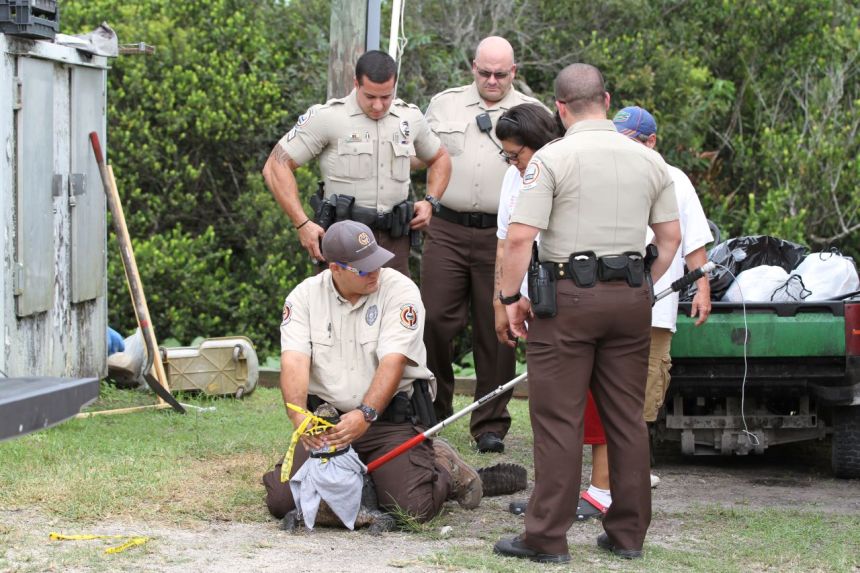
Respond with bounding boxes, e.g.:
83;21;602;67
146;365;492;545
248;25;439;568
321;410;371;449
690;287;712;326
410;200;433;230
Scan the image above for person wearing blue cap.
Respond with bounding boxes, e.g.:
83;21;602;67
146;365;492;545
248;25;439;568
574;105;713;519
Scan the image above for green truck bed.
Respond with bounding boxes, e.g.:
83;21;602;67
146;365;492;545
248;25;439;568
659;297;860;478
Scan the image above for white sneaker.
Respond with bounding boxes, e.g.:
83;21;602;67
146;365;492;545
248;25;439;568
650;474;661;488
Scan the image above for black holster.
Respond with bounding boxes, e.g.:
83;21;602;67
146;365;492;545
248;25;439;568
569;251;598;288
312;194;337;231
644;243;658;305
410;379;438;427
390;200;414;239
527;242;557;318
598;252;645;287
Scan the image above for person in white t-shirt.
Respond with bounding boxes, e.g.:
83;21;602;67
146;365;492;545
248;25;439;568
492;103;563;345
573;106;713;520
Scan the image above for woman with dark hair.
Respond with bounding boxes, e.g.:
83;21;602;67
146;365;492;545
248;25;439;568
492;103;561;346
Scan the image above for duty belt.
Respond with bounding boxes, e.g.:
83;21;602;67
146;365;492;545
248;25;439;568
350;205;395;231
543;251;646;288
436;205;497;229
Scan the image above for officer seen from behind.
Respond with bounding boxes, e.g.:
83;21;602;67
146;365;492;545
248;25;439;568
262;51;452;275
493;64;680;563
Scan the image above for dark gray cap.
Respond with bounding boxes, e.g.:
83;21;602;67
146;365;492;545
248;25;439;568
321;220;394;273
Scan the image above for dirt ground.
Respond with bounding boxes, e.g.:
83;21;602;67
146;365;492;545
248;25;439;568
1;442;858;573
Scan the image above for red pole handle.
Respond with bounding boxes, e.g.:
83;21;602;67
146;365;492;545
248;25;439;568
365;433;426;473
89;132;104;164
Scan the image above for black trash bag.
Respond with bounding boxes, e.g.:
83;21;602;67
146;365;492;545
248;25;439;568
681;235;809;301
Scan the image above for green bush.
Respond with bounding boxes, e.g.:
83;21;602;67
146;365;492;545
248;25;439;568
61;0;859;358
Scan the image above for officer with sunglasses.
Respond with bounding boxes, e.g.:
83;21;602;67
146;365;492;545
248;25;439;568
420;36;549;455
264;220;484;523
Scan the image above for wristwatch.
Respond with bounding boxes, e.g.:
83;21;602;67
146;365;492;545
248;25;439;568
498;291;522;305
425;195;441;213
357;403;378;423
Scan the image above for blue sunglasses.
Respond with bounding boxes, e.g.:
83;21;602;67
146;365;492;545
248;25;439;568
336;262;372;277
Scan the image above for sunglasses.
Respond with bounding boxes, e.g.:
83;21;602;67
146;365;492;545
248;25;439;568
336;262;373;277
499;144;526;163
476;68;511;80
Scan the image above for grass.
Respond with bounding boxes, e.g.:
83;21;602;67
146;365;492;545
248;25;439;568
0;383;288;523
1;385;859;572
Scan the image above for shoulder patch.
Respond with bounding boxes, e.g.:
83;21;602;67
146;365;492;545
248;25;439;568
399;304;419;330
296;106;316;127
522;160;542;187
281;300;293;325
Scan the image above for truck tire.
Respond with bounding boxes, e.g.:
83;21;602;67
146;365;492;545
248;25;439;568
832;406;860;479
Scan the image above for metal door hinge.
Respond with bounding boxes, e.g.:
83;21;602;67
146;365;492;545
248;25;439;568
52;174;65;197
69;173;85;207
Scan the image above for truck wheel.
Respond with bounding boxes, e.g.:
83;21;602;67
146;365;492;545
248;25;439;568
832;406;860;479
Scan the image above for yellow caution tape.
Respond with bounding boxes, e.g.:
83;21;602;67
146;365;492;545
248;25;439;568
280;403;337;482
49;532;150;554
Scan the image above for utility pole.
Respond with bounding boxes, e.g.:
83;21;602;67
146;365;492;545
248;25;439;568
328;1;381;100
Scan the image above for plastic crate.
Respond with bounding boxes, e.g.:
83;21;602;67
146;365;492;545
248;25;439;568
0;0;58;39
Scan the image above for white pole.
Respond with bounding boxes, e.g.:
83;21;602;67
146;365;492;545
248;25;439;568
387;0;402;58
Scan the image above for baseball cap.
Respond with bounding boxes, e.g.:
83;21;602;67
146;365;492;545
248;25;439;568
321;220;394;273
613;106;657;139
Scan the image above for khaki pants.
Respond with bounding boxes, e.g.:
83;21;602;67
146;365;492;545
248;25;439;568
644;327;673;422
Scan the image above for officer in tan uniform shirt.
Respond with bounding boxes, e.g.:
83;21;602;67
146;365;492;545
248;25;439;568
262;50;451;276
263;220;481;522
493;64;681;563
421;36;547;452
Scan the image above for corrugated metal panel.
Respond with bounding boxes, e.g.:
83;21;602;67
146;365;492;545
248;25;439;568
15;56;54;317
69;66;106;303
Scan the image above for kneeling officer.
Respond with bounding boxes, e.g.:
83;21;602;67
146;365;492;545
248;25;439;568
263;221;481;521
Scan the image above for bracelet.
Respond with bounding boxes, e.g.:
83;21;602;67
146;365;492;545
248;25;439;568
295;218;310;230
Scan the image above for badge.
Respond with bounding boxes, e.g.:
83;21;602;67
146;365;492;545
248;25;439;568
399;304;418;330
366;304;379;326
296;107;315;127
281;300;293;325
286;127;297;142
522;161;541;186
399;120;410;138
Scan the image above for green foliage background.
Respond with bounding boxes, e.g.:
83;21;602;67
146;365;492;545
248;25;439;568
61;0;859;358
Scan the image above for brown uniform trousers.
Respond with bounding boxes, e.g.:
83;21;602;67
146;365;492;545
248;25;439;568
263;422;451;522
420;216;517;438
523;279;652;554
315;230;410;276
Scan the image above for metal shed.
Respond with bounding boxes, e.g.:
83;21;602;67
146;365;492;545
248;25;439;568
0;33;108;437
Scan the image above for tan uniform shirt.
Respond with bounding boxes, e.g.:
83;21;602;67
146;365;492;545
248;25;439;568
277;90;441;211
511;119;678;262
280;268;433;413
425;83;546;213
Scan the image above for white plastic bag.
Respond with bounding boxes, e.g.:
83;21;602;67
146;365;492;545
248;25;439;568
791;252;859;301
722;266;790;302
